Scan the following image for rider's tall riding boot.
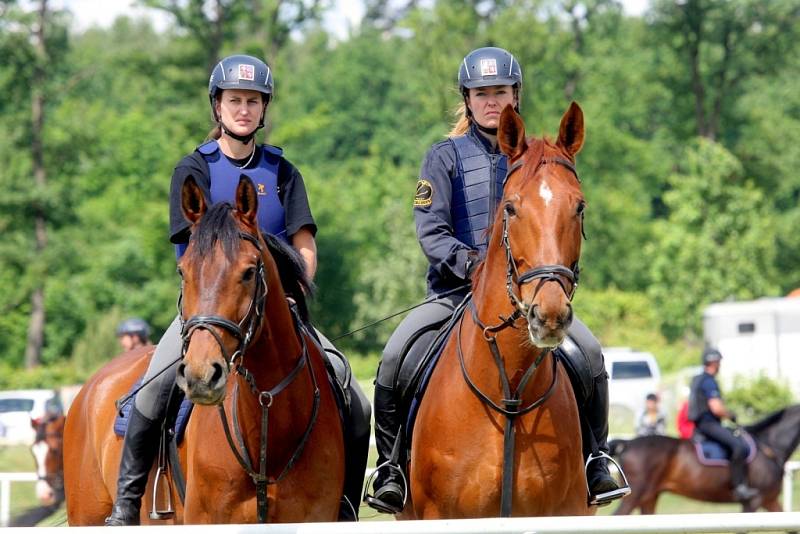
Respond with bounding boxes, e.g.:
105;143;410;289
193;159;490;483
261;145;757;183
730;454;759;502
105;406;162;526
364;383;405;514
583;374;631;506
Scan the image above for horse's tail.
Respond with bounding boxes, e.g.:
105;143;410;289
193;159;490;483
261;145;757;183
608;438;629;458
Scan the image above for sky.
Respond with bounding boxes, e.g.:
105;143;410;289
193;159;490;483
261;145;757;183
56;0;650;38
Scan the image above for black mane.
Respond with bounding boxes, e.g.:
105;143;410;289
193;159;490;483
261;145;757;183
744;404;800;464
187;202;314;322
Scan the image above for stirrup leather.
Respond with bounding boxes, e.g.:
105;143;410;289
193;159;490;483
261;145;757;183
585;451;631;506
362;461;408;514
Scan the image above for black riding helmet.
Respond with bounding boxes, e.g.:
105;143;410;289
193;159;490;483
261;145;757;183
208;54;274;143
458;47;522;132
701;347;723;365
116;318;150;341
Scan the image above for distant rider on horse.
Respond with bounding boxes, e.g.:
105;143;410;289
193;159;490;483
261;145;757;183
688;347;759;502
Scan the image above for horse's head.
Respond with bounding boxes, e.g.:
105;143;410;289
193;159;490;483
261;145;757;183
31;413;64;505
175;176;270;405
493;101;585;348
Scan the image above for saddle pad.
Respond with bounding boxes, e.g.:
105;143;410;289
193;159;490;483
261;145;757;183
404;295;471;446
113;378;193;445
693;431;757;467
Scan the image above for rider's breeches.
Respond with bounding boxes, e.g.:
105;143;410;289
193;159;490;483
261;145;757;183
375;295;463;389
134;314;182;420
373;294;463;472
696;420;749;487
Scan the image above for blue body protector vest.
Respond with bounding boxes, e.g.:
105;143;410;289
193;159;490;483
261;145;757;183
198;140;287;241
449;133;508;252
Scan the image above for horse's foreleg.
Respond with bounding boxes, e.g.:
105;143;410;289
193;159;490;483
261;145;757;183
762;497;782;512
639;495;658;515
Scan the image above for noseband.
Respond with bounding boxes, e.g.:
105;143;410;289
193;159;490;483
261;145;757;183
179;232;268;369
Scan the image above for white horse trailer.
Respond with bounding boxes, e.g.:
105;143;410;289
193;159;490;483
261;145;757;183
703;297;800;396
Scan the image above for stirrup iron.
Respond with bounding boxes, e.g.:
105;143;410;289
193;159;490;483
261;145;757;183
149;430;175;520
585;451;631;507
362;461;408;514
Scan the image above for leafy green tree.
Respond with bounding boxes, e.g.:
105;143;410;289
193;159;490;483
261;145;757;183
647;138;779;340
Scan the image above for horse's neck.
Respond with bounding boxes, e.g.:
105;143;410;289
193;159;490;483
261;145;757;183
249;285;304;383
756;409;800;464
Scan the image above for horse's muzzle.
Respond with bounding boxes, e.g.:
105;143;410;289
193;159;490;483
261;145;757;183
176;359;228;405
526;303;573;348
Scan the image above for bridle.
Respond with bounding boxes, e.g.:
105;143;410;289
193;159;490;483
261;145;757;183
33;418;64;493
494;155;583;337
178;230;320;523
457;153;585;517
179;231;267;369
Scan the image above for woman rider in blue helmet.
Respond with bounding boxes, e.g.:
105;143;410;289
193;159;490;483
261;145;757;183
105;54;371;525
364;46;629;514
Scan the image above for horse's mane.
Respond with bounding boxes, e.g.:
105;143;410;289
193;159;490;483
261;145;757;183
744;404;800;463
744;407;787;435
187;202;314;322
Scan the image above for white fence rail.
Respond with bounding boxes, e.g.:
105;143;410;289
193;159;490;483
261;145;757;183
784;460;800;511
0;472;38;527
1;461;799;528
5;512;800;533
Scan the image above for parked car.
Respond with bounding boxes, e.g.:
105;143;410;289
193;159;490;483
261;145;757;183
605;347;661;418
0;389;63;444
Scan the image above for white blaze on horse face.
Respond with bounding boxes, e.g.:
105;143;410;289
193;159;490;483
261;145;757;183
31;440;54;503
539;180;554;206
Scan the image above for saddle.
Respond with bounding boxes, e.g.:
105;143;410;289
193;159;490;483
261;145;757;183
691;431;757;467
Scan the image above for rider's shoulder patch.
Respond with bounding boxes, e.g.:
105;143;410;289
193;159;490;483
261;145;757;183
414;179;433;207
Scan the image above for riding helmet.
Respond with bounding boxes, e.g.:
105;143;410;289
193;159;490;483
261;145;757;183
116;318;151;340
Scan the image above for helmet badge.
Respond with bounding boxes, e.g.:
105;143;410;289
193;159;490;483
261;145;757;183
480;58;497;76
238;64;255;81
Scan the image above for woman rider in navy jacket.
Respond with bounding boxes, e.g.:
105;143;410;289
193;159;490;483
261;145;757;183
105;54;370;525
365;47;629;514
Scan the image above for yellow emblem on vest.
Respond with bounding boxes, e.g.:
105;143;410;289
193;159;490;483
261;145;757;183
257;183;266;196
414;179;433;207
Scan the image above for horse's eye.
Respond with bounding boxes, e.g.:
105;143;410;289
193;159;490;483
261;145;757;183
242;266;256;282
176;267;184;279
504;202;517;217
576;201;586;215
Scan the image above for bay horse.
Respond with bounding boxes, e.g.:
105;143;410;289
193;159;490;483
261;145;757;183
403;102;593;519
31;413;65;506
611;404;800;514
64;176;344;524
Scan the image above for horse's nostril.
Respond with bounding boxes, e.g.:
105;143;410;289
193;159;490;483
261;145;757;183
177;362;186;378
210;362;224;385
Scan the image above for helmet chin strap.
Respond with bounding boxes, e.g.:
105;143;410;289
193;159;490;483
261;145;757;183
220;121;262;144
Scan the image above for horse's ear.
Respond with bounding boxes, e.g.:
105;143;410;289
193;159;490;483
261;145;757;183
181;175;207;225
498;104;527;160
236;175;259;228
556;101;584;158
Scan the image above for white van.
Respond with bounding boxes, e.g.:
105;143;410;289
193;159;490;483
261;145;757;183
604;347;661;417
0;389;63;445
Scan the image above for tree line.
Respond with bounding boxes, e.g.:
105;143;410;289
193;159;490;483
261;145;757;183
0;0;798;381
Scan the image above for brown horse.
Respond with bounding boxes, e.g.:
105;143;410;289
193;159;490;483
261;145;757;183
611;405;800;514
31;413;65;506
64;176;344;524
403;102;593;519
